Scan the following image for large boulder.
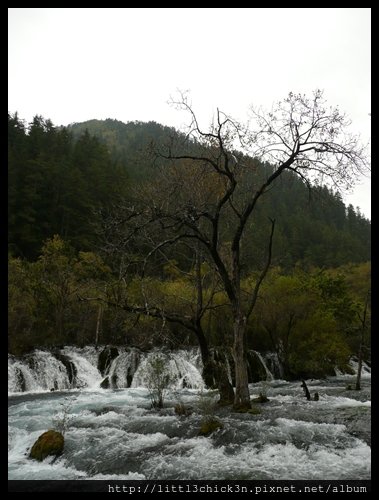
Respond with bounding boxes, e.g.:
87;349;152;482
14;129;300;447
29;430;64;461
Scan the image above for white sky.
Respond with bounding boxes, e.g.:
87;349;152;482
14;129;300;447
8;8;371;219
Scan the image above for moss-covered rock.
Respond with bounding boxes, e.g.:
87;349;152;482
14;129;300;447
233;403;252;413
251;393;270;403
199;418;223;436
247;405;261;415
29;430;64;461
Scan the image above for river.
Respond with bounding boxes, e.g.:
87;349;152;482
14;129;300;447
8;347;370;481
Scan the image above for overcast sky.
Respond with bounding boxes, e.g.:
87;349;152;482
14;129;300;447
8;8;371;219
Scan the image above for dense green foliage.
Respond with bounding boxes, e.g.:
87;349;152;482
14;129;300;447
8;113;129;259
8;113;371;378
8;235;370;378
9;114;370;266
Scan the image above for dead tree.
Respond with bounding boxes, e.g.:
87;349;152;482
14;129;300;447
101;90;369;409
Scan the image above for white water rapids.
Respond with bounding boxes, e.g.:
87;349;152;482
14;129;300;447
8;347;371;480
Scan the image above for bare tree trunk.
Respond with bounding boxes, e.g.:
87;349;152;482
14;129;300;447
233;314;251;409
194;244;234;401
355;289;370;391
215;361;235;405
196;324;234;402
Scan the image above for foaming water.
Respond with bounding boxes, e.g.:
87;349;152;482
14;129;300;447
8;374;370;480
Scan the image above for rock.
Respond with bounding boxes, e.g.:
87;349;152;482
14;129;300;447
15;367;26;392
29;430;64;461
246;351;267;383
247;405;261;415
251;392;270;403
53;351;77;386
301;379;311;401
98;346;119;376
199;418;223;436
233;403;252;413
100;376;110;389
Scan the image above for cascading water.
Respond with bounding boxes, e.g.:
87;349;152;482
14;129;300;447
262;351;284;380
8;374;371;481
252;350;274;381
8;346;371;481
8;346;370;394
131;349;205;390
8;351;72;392
107;348;141;388
8;346;206;393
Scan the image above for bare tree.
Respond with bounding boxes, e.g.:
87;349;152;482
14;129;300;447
101;90;369;409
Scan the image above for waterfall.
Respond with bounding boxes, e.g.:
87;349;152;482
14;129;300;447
8;351;71;392
61;346;102;389
8;346;205;393
263;352;284;379
252;350;274;381
107;348;141;388
131;349;204;390
8;356;41;392
11;345;360;394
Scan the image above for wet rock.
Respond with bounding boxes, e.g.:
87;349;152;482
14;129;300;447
98;346;119;376
301;379;311;401
247;405;261;415
100;376;110;389
53;351;77;386
15;368;26;392
199;418;223;436
246;351;268;383
251;392;270;403
29;430;64;461
233;403;253;413
126;367;133;387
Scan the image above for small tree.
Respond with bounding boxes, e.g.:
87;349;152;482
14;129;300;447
52;396;77;437
143;353;173;408
196;389;223;435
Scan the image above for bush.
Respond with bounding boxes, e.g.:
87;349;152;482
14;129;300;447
51;396;76;436
143;353;173;408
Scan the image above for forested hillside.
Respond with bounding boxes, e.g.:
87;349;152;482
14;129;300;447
8;113;371;379
69;118;371;269
8;114;129;259
9;114;370;266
